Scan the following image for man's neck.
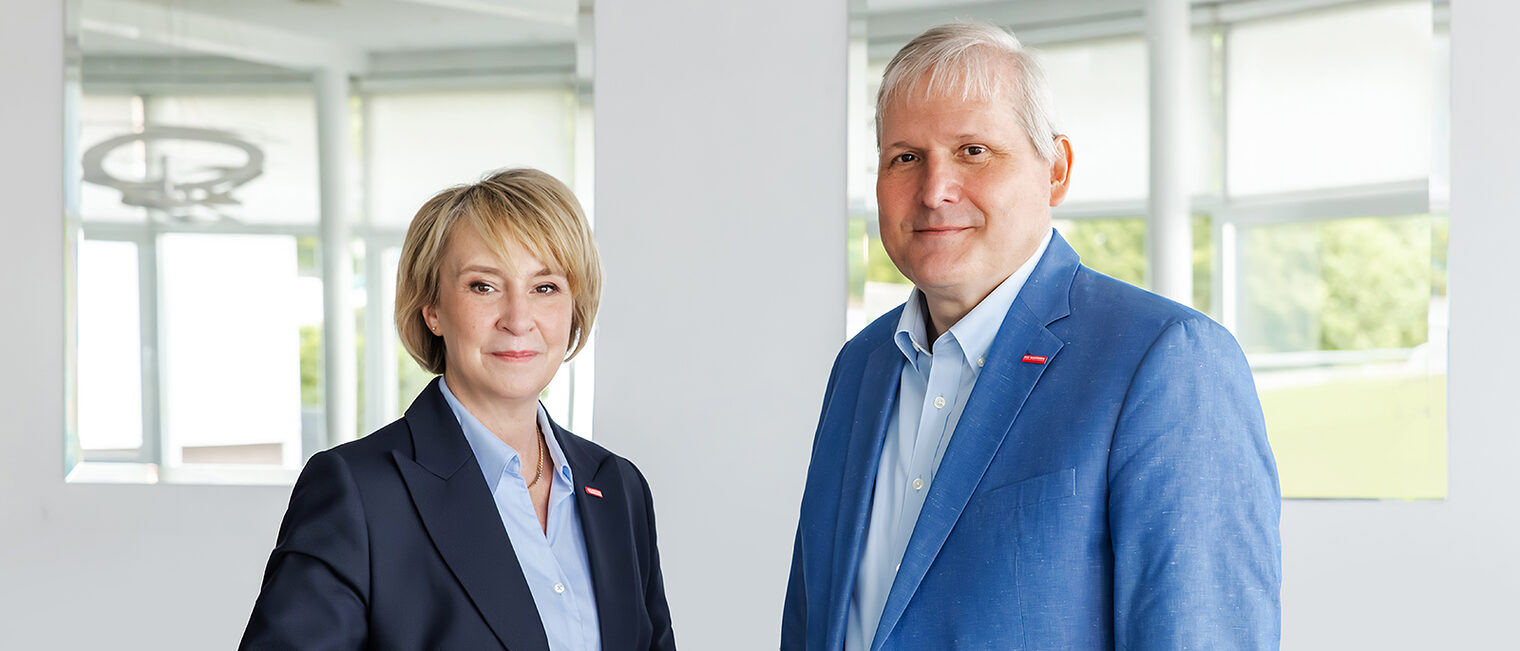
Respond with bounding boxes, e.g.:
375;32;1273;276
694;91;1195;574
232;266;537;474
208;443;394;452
919;282;996;348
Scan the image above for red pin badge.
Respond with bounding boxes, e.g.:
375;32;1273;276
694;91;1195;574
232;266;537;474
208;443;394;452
584;486;604;498
1021;354;1047;364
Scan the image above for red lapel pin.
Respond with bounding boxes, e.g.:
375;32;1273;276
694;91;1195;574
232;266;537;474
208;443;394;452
584;486;604;498
1021;354;1047;364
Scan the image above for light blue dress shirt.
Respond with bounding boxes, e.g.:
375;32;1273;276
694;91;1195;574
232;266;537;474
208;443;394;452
438;377;601;651
847;229;1054;650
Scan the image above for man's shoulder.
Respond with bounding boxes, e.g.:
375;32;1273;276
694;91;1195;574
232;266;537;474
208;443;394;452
838;302;906;362
1068;265;1220;335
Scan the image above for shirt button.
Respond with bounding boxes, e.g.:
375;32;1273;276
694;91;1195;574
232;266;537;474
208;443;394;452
933;396;946;409
912;477;924;491
554;583;565;594
977;357;985;367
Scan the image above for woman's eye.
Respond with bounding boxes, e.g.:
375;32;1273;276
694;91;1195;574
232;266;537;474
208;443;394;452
533;283;560;294
469;281;496;294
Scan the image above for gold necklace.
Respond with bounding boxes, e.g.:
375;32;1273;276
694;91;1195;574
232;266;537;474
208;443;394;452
525;432;546;489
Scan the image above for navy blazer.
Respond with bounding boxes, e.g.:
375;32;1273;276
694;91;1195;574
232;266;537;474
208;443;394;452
783;232;1280;650
242;378;675;650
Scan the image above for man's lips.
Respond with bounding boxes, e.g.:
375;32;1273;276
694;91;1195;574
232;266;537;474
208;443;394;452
914;226;972;235
490;350;540;362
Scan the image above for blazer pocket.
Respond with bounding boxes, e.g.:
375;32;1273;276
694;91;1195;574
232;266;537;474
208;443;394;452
978;467;1077;512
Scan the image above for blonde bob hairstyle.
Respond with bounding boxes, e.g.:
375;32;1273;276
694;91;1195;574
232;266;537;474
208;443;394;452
395;168;602;375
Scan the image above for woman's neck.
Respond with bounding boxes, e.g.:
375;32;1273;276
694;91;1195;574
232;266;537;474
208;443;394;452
443;374;541;458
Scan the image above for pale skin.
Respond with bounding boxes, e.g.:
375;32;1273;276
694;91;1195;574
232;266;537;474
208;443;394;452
876;76;1074;345
422;225;573;533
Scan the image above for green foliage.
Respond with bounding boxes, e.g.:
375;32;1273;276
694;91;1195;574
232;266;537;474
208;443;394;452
1061;218;1146;287
847;218;869;299
1058;215;1215;315
1241;216;1436;353
299;324;322;406
865;232;910;286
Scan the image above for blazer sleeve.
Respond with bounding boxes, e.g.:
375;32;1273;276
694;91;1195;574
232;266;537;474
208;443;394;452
240;450;371;651
781;350;845;650
1107;318;1282;650
636;465;677;651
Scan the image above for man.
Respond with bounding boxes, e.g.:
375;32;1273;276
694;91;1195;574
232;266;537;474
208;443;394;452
782;23;1280;650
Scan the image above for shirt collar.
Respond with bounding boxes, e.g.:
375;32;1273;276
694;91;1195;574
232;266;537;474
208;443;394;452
438;376;575;490
892;227;1055;374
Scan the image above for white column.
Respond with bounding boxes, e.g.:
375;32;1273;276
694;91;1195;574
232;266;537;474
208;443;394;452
1147;0;1192;305
316;67;356;450
594;0;847;647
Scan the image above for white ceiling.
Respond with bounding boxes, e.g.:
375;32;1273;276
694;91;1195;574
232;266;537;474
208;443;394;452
79;0;579;60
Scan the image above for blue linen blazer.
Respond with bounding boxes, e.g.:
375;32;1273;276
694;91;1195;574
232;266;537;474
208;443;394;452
782;232;1280;650
241;378;675;651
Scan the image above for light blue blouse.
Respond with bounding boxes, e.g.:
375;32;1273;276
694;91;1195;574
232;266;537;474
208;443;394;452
439;377;601;651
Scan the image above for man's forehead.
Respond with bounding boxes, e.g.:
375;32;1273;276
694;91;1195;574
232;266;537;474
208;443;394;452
883;58;1015;107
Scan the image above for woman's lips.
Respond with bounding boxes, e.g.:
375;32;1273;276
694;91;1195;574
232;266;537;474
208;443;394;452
490;350;539;362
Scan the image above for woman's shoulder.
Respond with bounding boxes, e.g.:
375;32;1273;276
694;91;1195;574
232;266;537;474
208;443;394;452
554;426;652;491
307;417;416;479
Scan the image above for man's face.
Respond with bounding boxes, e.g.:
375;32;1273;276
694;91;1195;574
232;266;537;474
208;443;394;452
876;82;1070;307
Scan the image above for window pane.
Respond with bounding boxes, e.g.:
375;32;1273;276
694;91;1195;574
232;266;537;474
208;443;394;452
1042;36;1148;202
78;94;147;223
368;89;575;228
1227;1;1434;195
146;94;320;225
1055;217;1147;288
1239;215;1448;499
1239;217;1435;354
1054;215;1214;315
77;239;143;452
159;234;305;467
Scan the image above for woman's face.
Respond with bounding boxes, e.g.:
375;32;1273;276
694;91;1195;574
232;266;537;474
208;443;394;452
422;225;572;411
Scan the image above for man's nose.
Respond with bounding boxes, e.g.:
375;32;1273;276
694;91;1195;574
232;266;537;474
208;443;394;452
496;293;535;334
920;158;961;207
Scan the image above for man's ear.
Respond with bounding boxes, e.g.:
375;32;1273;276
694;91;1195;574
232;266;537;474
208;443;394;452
1049;135;1073;207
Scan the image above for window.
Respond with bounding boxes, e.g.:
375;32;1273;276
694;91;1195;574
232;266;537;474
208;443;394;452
65;0;591;484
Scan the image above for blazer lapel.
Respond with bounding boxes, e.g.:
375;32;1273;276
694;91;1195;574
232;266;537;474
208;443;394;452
825;338;906;650
870;232;1080;649
394;379;551;651
550;417;633;651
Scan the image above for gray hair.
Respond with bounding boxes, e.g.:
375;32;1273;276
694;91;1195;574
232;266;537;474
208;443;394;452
876;22;1061;162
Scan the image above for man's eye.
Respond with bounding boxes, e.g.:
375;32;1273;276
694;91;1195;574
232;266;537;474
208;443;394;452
893;153;918;164
469;281;496;294
964;145;987;156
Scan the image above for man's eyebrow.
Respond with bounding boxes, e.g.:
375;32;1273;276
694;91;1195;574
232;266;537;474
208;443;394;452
882;135;986;150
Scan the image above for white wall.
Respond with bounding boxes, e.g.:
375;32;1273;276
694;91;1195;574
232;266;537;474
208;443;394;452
1275;0;1520;647
3;0;1517;649
0;5;289;648
591;0;846;647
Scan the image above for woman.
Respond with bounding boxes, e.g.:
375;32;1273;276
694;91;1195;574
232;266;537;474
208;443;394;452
241;169;675;651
